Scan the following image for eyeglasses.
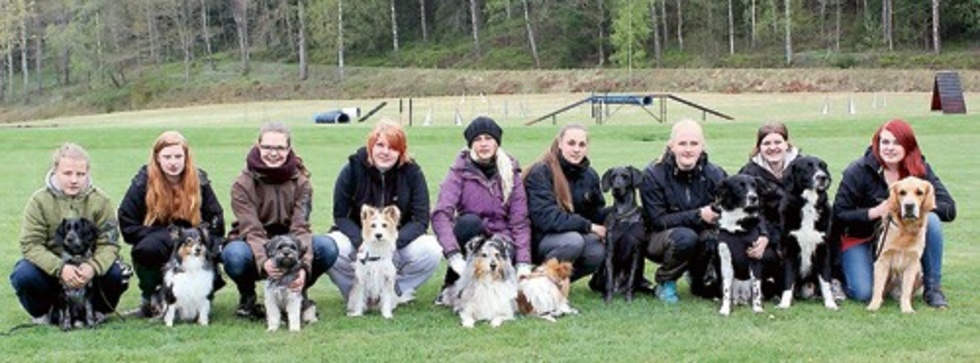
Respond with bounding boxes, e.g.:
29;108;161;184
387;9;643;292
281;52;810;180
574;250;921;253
259;144;290;152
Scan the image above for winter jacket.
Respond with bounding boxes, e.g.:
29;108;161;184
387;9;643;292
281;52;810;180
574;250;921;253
432;149;531;263
524;155;606;251
227;167;313;273
331;147;430;249
20;171;120;277
833;147;956;241
640;151;727;233
118;165;225;248
738;148;800;246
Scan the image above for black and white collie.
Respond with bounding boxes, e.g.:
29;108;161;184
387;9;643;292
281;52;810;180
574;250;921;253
449;235;518;328
777;156;838;310
714;175;766;316
54;217;101;330
347;205;399;319
263;234;317;332
161;224;216;327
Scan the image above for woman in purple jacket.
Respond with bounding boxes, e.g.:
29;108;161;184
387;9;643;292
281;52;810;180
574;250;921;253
431;117;532;301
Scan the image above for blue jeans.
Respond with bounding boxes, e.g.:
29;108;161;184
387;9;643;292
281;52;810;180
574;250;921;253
9;259;129;318
221;235;338;298
842;213;943;302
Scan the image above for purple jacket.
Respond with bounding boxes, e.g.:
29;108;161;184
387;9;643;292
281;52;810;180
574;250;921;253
432;150;531;263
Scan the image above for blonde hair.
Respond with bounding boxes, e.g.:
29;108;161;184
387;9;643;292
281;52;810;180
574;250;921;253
51;143;90;171
145;131;202;226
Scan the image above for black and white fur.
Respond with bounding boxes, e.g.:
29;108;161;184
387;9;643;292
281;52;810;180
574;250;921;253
598;166;647;303
777;156;838;310
161;224;216;327
263;234;317;332
714;175;766;316
347;205;399;319
54;217;100;331
450;235;518;328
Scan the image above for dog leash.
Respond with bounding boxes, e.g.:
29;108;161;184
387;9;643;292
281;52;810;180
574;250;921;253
873;215;894;262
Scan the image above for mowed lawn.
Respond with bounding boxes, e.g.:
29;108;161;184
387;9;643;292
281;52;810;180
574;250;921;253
1;93;978;361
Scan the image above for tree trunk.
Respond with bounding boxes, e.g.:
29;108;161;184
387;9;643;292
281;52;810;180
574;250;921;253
505;0;512;19
931;0;940;54
651;0;661;66
819;0;826;46
598;0;605;66
727;0;734;55
835;0;841;51
750;0;756;49
145;0;160;65
419;0;428;42
470;0;481;58
784;0;792;64
298;0;308;80
200;0;215;70
676;0;683;51
232;0;250;75
521;0;540;68
20;9;29;100
0;58;5;102
882;0;892;50
660;0;668;48
337;0;345;81
35;22;42;93
176;0;193;85
390;0;399;52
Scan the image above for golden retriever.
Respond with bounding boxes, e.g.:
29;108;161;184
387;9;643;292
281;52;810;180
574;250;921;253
867;176;935;314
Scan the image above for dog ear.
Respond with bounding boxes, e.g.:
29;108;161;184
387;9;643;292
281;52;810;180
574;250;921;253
83;218;101;244
921;180;936;213
169;224;182;244
463;235;485;258
601;168;615;193
360;205;376;224
382;205;401;224
888;182;901;218
629;166;643;187
715;178;732;207
263;237;279;257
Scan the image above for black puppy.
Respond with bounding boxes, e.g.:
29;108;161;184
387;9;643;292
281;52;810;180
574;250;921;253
777;156;838;310
596;166;646;303
54;217;101;331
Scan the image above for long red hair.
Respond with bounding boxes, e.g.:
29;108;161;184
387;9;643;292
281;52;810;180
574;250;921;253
145;131;202;226
872;119;925;179
367;119;413;165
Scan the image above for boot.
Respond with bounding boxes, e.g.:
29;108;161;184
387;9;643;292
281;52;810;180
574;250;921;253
235;293;266;320
924;284;949;309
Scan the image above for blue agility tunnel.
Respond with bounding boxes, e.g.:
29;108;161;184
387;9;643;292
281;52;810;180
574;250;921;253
590;95;654;106
314;110;351;124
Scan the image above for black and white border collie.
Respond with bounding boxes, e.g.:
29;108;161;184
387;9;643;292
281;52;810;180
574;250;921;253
55;217;101;330
714;175;766;316
777;156;838;310
161;224;216;327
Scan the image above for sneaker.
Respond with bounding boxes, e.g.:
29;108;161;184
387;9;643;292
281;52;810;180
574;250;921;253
31;313;50;325
924;287;949;309
397;289;416;305
235;295;266;320
830;279;846;302
656;281;679;304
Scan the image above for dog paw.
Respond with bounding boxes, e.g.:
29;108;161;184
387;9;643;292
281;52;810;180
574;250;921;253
825;301;840;310
539;315;557;323
776;302;790;310
461;320;475;328
382;311;394;319
490;318;504;328
346;311;363;318
752;306;764;314
901;308;916;314
719;307;731;316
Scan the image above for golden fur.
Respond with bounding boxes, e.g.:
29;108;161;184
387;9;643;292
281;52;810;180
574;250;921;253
516;259;578;322
867;177;935;314
347;205;399;319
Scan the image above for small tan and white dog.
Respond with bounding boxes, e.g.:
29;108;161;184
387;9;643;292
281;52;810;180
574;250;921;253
263;234;317;332
347;205;400;319
161;224;215;327
517;258;578;322
451;234;518;328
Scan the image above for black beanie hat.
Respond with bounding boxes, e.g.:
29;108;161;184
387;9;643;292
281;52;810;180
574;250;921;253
464;116;503;147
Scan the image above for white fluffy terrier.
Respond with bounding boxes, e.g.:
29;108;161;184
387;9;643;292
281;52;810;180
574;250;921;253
347;205;400;319
263;234;317;332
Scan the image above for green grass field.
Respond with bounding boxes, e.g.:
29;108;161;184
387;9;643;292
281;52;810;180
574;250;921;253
1;93;978;361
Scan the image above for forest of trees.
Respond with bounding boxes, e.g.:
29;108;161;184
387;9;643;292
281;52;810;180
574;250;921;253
0;0;978;104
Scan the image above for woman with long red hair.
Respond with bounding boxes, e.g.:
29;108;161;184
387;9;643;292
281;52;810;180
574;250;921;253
118;131;226;317
325;119;442;304
833;119;957;308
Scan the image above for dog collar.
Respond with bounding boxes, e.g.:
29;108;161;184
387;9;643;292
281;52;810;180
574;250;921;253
359;254;382;265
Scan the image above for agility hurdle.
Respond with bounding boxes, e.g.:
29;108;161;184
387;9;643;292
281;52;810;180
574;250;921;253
525;93;733;125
